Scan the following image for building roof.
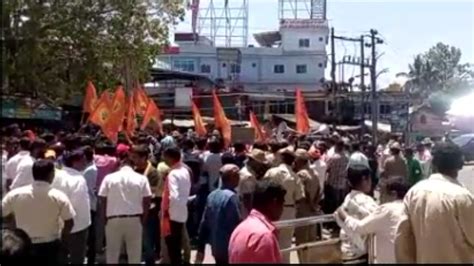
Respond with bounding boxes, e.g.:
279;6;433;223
253;31;281;47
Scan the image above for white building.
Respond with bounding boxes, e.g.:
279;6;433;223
157;19;329;93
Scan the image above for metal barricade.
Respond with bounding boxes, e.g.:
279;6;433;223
274;214;375;264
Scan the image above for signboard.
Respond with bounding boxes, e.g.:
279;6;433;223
174;87;193;108
280;19;328;29
216;48;241;63
231;127;256;144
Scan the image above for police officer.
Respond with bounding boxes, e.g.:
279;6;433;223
263;146;304;263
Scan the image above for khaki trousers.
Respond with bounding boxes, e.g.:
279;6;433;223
105;217;142;264
279;206;296;263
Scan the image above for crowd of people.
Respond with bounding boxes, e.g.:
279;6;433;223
1;123;473;264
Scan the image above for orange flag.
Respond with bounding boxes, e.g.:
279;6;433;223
295;88;310;134
125;94;137;138
83;81;98;113
212;90;231;147
103;86;126;143
250;111;266;142
192;100;207;137
98;90;112;107
134;86;149;116
140;99;162;132
88;94;111;130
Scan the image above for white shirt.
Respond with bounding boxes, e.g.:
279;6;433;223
52;167;91;233
168;163;191;223
343;200;405;263
2;151;7;197
10;155;35;190
5;151;30;182
98;165;152;218
310;159;327;198
336;190;378;259
2;181;76;243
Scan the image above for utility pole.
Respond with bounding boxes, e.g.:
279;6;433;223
330;27;337;122
360;35;366;136
331;28;369;128
367;29;384;145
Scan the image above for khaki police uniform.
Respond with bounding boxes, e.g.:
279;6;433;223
263;162;304;263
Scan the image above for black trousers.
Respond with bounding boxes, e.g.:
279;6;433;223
165;221;184;265
59;227;89;264
87;211;97;265
32;240;61;266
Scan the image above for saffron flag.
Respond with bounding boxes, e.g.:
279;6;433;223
88;94;111;129
83;81;98;113
125;94;137;138
140;99;162;132
250;111;266;142
295;88;310;134
160;175;171;237
134;86;149;116
191;100;207;137
103;86;126;143
98;90;112;107
212;90;231;147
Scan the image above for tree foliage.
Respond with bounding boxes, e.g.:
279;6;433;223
2;0;184;104
403;43;473;99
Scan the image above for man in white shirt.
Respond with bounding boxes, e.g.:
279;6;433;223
5;137;30;193
336;176;410;263
52;149;91;264
82;146;98;265
2;159;75;265
161;146;192;265
395;142;474;263
10;138;47;190
98;149;152;264
335;164;378;263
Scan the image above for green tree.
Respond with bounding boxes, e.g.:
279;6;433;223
399;43;473;99
2;0;184;104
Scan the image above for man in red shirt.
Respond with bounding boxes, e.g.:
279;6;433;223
228;179;285;263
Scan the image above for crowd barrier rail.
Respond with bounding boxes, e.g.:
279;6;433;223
274;214;375;264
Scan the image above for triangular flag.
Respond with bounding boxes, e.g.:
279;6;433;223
212;90;231;147
125;93;137;138
134;86;150;116
140;99;162;133
89;95;111;133
83;81;98;113
250;111;266;142
192;100;207;137
295;88;310;134
103;86;126;143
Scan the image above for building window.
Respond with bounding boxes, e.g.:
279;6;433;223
380;104;392;115
173;59;195;72
299;39;310;48
200;64;211;73
231;64;241;74
252;63;257;68
274;64;285;74
318;63;323;68
296;64;307;74
319;37;324;42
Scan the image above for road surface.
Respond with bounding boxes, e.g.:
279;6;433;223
193;164;474;264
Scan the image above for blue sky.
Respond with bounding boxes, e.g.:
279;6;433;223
172;0;474;87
